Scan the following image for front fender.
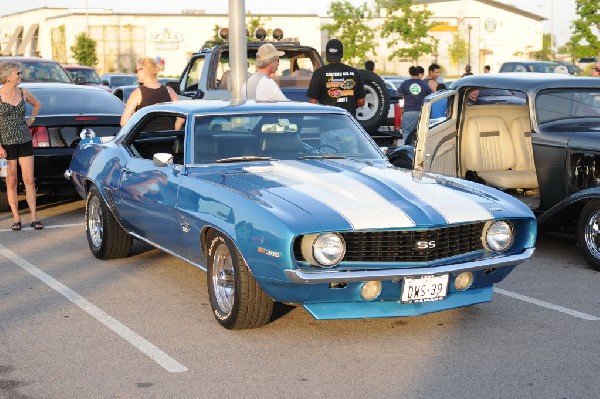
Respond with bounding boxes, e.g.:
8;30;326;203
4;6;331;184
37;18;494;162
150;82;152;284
537;187;600;227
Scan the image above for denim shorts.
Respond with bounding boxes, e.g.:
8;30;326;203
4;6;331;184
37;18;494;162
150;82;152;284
4;141;33;160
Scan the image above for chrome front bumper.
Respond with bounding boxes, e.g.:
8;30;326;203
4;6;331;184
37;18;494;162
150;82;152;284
284;248;535;284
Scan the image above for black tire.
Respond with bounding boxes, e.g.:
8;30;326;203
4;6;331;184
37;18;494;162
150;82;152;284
0;190;8;212
207;231;274;329
577;200;600;271
86;186;133;259
356;69;390;135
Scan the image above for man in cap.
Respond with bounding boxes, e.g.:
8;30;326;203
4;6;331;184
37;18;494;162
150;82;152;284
242;43;288;101
307;39;365;117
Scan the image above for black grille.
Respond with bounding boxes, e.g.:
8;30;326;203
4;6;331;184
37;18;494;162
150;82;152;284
294;223;485;263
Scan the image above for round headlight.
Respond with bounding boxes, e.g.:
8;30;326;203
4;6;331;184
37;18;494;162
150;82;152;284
312;233;345;267
485;221;514;252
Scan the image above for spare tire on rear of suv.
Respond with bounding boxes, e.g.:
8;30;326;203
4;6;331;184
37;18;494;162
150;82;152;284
356;69;390;135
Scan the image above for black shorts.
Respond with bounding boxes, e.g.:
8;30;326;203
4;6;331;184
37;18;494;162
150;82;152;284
4;141;34;160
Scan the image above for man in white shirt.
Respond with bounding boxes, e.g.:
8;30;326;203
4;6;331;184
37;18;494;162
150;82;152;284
242;43;288;101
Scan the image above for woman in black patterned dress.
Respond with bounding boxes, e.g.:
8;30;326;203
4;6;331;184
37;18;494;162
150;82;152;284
0;61;42;231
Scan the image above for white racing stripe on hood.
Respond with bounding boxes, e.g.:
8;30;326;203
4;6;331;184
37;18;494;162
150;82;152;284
363;167;493;224
244;161;415;229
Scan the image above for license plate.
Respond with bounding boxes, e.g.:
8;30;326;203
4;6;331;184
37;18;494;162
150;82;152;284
401;274;449;303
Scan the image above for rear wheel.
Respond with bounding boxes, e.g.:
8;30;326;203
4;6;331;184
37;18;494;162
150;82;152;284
207;231;274;329
86;186;133;259
577;200;600;271
356;69;390;135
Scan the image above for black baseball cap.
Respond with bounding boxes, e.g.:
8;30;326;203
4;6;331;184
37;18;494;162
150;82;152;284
326;39;343;62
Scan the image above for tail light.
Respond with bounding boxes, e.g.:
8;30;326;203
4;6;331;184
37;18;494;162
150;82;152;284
394;102;402;132
30;126;50;147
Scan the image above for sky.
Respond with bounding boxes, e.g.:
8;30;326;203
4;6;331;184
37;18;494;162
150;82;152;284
1;0;577;46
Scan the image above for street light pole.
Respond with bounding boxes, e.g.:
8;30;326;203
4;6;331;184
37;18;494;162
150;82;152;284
468;24;472;66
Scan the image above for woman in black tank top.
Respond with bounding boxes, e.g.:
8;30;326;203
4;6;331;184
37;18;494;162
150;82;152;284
120;57;183;129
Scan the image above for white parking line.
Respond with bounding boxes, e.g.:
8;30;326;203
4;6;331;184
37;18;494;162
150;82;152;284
0;222;85;233
495;287;599;321
0;244;188;373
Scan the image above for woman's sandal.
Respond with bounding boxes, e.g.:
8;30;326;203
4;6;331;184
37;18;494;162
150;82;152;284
30;220;43;230
11;221;22;231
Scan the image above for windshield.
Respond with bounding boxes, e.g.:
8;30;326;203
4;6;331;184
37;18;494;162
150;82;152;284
104;75;138;87
193;113;382;163
536;89;600;123
65;67;102;84
216;49;320;90
20;61;72;83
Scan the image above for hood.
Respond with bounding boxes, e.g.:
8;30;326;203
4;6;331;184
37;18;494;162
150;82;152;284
205;159;518;232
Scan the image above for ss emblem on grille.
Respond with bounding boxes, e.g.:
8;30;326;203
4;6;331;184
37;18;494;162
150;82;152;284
416;240;436;249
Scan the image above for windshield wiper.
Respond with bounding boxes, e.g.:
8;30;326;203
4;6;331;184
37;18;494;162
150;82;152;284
216;156;272;163
297;154;347;160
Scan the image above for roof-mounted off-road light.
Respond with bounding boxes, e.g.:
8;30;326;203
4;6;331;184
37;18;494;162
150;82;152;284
255;28;267;41
218;27;229;41
273;28;284;41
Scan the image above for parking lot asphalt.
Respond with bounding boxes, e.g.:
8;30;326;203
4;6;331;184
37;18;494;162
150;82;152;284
0;194;598;398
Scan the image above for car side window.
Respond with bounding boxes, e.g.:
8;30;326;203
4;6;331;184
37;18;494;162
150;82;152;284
125;113;185;161
184;57;205;93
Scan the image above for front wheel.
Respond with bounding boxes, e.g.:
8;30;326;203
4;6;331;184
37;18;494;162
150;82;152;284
86;186;133;259
577;200;600;271
207;231;274;329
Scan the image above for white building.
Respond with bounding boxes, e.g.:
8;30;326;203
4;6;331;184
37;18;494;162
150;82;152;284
0;0;543;77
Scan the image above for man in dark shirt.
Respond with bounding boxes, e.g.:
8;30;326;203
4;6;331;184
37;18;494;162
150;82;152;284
307;39;366;117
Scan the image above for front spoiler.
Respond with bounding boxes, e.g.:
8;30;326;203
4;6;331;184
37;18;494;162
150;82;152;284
285;248;534;284
303;286;493;320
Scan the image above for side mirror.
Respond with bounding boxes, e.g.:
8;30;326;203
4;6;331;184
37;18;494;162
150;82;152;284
102;80;110;86
74;75;88;85
165;81;181;95
193;88;204;99
153;153;173;167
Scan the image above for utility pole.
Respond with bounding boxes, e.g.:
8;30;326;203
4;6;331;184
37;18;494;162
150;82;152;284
229;0;247;100
468;24;472;66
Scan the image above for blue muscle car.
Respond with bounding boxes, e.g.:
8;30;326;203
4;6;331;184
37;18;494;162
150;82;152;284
66;100;536;329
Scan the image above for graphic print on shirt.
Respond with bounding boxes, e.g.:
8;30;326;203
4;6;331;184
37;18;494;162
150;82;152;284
326;72;356;104
409;83;423;95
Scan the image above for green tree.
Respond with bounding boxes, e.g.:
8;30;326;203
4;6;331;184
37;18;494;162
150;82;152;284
447;33;467;71
570;0;600;58
70;32;98;66
322;0;375;67
531;33;553;61
375;0;438;63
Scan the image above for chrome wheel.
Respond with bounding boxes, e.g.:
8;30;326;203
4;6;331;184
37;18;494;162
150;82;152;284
583;208;600;259
211;242;235;315
87;195;103;250
356;84;379;122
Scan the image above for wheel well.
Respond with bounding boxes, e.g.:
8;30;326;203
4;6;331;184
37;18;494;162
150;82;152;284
539;198;588;231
